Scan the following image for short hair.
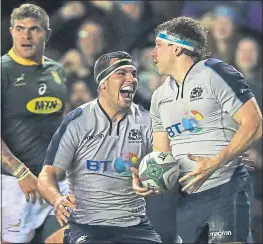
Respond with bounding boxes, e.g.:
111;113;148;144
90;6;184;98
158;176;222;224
94;51;132;80
155;16;209;61
10;3;49;29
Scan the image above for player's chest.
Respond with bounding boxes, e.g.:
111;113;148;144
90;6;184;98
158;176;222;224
76;122;149;176
159;82;221;133
5;66;67;115
81;122;146;156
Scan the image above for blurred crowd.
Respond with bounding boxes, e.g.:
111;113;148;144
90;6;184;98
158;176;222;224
2;0;262;242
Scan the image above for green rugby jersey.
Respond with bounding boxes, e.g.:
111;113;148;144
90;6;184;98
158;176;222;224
1;49;67;176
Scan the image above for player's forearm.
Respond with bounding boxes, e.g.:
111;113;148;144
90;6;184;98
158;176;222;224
152;131;171;152
38;173;63;206
153;145;171;152
1;139;24;175
214;122;262;168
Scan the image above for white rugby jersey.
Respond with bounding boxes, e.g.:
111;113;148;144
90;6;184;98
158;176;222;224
44;99;152;226
150;58;254;192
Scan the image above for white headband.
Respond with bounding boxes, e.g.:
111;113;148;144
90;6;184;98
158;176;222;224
156;32;195;51
96;59;136;86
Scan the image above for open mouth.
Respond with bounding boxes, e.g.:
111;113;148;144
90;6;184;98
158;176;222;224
21;44;33;48
120;85;136;100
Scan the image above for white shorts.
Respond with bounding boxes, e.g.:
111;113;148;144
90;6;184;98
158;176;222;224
1;174;68;243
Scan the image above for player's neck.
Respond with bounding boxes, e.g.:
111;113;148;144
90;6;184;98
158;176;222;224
170;57;195;86
13;47;44;65
98;97;127;122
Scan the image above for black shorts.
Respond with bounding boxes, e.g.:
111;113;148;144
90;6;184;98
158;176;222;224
64;217;162;243
177;171;253;243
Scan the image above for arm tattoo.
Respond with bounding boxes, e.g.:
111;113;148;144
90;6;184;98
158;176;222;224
1;139;23;175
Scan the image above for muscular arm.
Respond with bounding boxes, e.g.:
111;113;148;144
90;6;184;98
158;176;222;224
2;139;43;204
37;165;65;205
38;165;76;226
1;138;24;175
214;98;262;167
152;131;171;152
150;89;171;153
38;108;80;207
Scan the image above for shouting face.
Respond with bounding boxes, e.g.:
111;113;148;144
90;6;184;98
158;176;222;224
101;58;138;112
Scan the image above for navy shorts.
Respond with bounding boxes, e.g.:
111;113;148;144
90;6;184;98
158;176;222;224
64;217;162;243
177;169;253;243
146;184;179;243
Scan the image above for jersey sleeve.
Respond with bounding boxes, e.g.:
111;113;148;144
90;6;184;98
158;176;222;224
147;126;153;153
44;107;82;171
1;65;9;93
206;59;254;116
59;64;67;85
150;90;166;132
145;115;154;154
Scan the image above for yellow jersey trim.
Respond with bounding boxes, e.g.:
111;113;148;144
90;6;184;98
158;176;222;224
8;48;45;66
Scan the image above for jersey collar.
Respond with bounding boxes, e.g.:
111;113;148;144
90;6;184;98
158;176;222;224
97;99;127;136
168;60;203;100
8;48;45;66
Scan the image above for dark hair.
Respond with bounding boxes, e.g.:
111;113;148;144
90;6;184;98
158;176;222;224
234;35;261;71
94;51;132;79
10;3;49;29
78;18;104;37
155;16;209;61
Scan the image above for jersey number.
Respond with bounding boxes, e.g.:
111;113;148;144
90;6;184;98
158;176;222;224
38;83;47;95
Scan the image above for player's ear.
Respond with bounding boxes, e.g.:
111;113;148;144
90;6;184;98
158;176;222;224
45;28;52;43
174;46;184;57
9;27;13;36
174;46;182;55
100;82;106;90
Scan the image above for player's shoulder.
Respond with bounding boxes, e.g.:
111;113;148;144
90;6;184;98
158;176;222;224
1;54;14;67
64;106;84;123
151;76;171;101
203;58;244;80
204;57;228;69
43;56;59;65
131;103;149;113
129;103;151;123
44;56;64;70
64;100;96;120
74;99;98;115
63;99;101;133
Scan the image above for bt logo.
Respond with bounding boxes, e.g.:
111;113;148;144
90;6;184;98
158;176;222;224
114;152;138;176
86;153;138;176
86;160;111;172
166;110;204;138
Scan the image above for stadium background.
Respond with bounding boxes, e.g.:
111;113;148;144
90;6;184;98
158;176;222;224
1;0;262;243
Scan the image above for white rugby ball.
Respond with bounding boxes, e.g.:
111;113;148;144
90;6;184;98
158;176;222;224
139;152;179;191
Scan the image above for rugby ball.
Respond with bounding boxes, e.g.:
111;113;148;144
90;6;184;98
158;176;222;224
139;152;179;192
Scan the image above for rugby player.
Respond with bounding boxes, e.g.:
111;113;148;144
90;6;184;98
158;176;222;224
37;51;162;243
1;4;68;243
132;16;262;243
